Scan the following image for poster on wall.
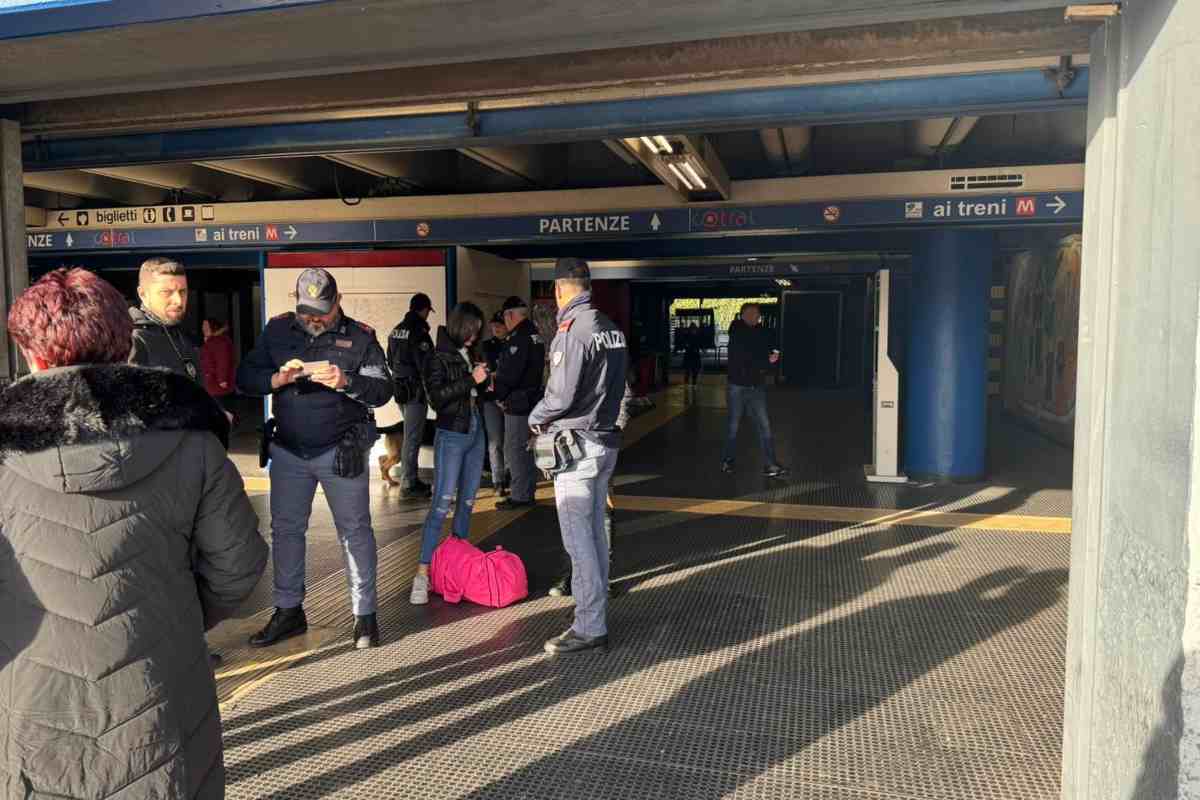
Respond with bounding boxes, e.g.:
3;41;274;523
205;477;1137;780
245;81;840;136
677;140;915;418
1003;234;1081;445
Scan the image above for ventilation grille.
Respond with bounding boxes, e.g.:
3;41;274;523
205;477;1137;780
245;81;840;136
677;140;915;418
949;173;1025;191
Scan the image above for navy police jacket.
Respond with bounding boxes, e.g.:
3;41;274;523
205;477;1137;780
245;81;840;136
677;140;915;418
237;311;391;457
529;292;631;448
386;311;434;405
493;317;546;415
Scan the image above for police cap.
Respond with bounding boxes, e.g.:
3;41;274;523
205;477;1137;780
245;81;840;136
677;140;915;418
554;257;590;280
501;295;528;312
296;268;338;316
410;292;434;313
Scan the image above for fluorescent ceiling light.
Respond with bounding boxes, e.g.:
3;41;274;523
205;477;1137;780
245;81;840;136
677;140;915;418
682;161;707;190
654;135;672;153
639;136;659;153
667;162;694;191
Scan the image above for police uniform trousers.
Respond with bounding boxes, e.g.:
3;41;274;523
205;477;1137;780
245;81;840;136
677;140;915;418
269;442;378;615
504;412;537;502
400;400;428;488
554;437;619;638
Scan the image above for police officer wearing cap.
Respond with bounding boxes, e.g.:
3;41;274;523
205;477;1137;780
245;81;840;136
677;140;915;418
530;258;630;656
386;292;436;498
236;268;392;651
493;295;546;509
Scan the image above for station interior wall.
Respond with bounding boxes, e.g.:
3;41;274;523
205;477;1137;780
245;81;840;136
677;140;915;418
997;233;1081;445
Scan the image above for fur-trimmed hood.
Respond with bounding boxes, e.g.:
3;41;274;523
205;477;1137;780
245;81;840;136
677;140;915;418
0;365;229;494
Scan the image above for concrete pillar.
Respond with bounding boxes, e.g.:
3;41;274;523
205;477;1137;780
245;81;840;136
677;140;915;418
1063;1;1200;798
0;119;27;382
0;118;27;381
902;229;991;481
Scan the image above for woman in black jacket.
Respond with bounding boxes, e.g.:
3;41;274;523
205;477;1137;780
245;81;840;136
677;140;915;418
410;302;490;605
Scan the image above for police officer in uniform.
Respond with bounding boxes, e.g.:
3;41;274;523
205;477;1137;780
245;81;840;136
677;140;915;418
530;258;630;656
237;268;392;650
386;293;436;498
494;295;545;509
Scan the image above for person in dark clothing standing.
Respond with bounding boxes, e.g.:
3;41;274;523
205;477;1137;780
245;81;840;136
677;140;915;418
682;323;703;386
386;293;436;498
128;257;200;383
237;268;393;651
722;303;788;478
409;303;491;606
494;295;546;509
481;311;510;496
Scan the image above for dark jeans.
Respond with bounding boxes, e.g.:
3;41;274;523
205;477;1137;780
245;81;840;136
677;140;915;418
722;384;779;467
482;401;506;487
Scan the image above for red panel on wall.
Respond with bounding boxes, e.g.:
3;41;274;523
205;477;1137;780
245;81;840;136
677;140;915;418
591;280;632;337
267;250;445;269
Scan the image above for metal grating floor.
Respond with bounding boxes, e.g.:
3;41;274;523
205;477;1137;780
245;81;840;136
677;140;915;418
222;386;1071;799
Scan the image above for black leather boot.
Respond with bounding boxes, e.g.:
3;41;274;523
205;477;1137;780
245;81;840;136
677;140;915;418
249;606;308;648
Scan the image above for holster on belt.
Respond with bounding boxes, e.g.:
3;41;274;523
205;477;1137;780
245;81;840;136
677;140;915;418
534;429;585;479
259;418;277;468
333;418;377;479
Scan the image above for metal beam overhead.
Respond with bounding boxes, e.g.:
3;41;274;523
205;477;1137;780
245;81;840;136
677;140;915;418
760;127;813;176
22;169;170;205
81;164;257;201
1;4;1087;104
22;67;1090;172
13;10;1091;137
195;158;319;194
322;151;456;191
458;146;552;187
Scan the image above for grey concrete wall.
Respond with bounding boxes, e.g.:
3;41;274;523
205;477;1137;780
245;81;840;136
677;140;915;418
0;118;28;381
1064;1;1200;798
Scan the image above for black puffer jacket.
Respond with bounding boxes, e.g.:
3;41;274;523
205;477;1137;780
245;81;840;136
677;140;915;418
423;327;487;434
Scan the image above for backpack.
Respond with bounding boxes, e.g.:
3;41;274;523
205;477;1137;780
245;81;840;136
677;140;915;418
430;537;529;608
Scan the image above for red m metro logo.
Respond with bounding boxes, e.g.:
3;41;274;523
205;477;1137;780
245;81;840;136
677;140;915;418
1015;197;1037;216
265;225;279;241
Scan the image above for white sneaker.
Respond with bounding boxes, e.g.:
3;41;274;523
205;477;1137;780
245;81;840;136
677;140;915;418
410;574;430;605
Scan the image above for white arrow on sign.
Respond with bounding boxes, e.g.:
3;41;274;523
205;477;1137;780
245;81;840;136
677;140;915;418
65;234;74;248
1048;195;1067;215
285;225;298;240
649;213;661;232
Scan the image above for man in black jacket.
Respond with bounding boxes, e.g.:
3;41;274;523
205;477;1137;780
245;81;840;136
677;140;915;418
494;295;545;509
722;303;788;478
386;293;435;498
128;257;200;382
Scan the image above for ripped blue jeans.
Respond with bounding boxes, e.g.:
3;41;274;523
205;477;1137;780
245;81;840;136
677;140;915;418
419;409;486;564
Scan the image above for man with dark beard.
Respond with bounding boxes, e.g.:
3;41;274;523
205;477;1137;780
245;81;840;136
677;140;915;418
237;268;392;651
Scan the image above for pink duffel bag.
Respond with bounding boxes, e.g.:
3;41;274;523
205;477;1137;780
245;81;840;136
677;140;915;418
430;537;529;608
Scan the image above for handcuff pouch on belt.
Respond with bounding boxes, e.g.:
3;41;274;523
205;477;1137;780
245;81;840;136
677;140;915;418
334;418;377;478
535;429;585;479
259;418;277;469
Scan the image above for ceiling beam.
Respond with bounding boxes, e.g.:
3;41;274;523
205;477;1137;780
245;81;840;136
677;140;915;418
458;146;552;187
15;10;1092;137
195;158;320;194
323;151;455;191
23;170;170;205
80;164;258;201
760;127;812;176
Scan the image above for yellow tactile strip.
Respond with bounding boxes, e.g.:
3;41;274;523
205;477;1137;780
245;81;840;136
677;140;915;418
608;495;1072;535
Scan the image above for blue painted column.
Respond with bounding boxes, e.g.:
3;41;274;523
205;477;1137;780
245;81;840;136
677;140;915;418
904;230;992;481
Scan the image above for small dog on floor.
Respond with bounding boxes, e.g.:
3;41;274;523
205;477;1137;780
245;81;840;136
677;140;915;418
378;431;403;488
